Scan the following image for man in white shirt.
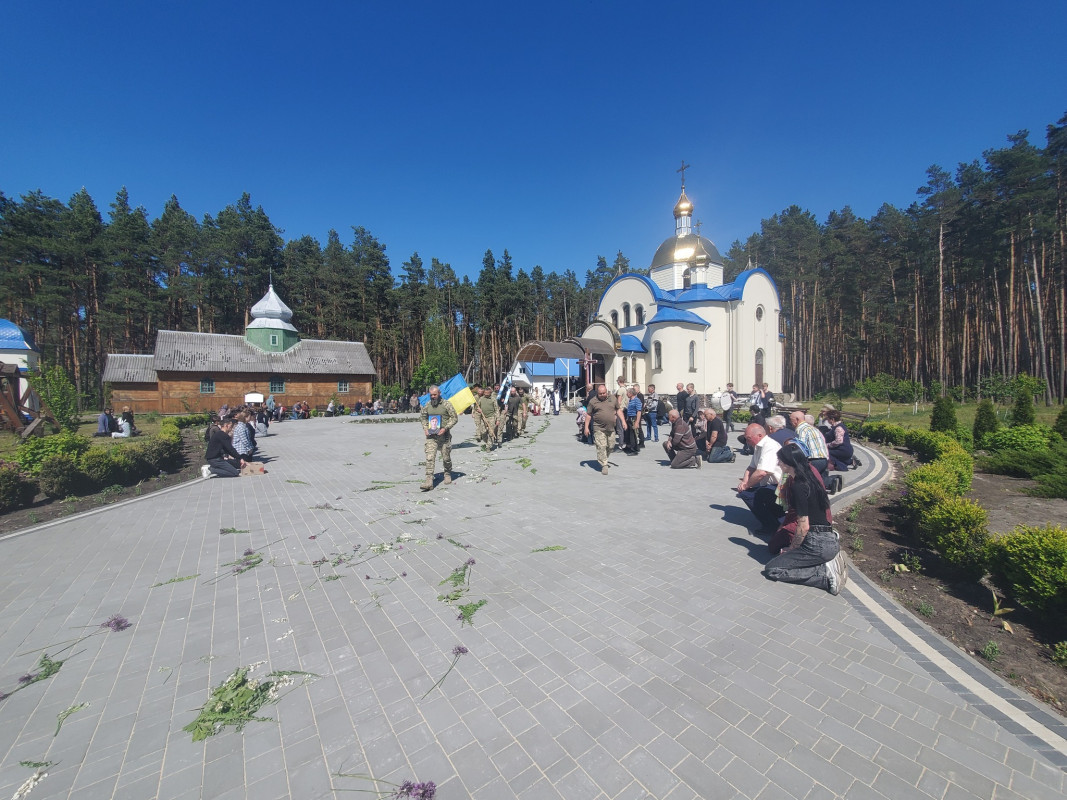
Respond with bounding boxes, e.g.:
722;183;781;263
736;422;783;534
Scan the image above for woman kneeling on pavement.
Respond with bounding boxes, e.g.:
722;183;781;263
204;417;248;478
763;443;848;595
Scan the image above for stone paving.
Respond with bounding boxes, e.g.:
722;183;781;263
0;413;1064;799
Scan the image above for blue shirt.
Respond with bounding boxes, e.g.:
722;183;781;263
626;396;642;417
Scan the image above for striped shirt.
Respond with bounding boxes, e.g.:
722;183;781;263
793;421;829;460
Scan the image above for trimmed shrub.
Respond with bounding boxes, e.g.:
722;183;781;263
901;462;960;527
80;449;121;489
986;525;1067;613
903;429;962;462
937;450;975;494
1011;390;1036;426
930;396;958;434
973;399;999;445
37;454;84;499
981;424;1055;453
0;460;38;511
171;413;211;429
106;446;139;485
920;496;989;579
17;432;91;476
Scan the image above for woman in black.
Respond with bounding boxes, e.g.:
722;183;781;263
763;443;848;595
204;418;247;478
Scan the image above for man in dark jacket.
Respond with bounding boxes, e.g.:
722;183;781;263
662;409;700;469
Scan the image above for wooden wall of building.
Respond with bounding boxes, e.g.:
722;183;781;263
109;373;374;414
108;383;162;413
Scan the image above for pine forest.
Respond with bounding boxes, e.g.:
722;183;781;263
1;114;1065;407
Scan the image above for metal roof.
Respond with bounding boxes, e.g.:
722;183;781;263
646;307;709;327
650;233;724;271
619;334;647;353
151;331;376;375
102;354;158;383
0;319;36;351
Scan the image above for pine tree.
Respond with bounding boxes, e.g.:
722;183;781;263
972;399;999;445
930;395;958;433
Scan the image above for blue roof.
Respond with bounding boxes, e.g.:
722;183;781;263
669;284;732;303
0;320;36;351
619;334;647;353
597;273;667;309
646;307;709;327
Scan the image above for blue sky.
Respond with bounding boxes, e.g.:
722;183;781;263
3;1;1065;282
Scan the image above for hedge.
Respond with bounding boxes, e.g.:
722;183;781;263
986;525;1067;614
0;460;37;511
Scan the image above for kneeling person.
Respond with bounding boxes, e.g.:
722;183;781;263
662;409;700;469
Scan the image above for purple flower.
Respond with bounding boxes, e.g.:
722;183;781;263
0;690;8;701
18;673;36;685
452;645;469;657
466;558;475;566
101;615;131;632
463;544;471;549
436;534;444;540
309;535;317;540
401;572;407;577
365;575;371;580
393;781;436;800
243;548;255;556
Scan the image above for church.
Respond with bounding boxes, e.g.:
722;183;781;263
103;285;376;413
513;181;783;398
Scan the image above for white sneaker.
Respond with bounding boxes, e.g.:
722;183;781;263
836;552;849;592
200;465;211;479
825;556;841;596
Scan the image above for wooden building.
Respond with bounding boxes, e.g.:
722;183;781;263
103;286;376;414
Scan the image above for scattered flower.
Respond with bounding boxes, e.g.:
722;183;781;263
421;644;471;699
309;535;317;540
100;615;131;632
401;572;407;577
18;673;35;685
466;558;476;566
243;548;255;556
452;645;469;657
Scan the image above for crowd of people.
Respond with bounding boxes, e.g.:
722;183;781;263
572;378;860;596
203;403;270;478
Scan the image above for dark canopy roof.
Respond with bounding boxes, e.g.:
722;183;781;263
514;337;616;364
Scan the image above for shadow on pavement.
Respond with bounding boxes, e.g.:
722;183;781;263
728;536;773;565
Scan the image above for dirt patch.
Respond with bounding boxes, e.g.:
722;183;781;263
840;445;1067;718
0;429;205;537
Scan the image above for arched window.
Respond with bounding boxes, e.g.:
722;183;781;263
755;305;764;322
631;356;637;382
755;348;764;386
622;303;631;328
653;341;662;370
635;305;644;325
610;310;619;328
689;341;696;371
682;269;692;289
621;357;627;382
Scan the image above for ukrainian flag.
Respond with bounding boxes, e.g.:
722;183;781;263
419;373;475;415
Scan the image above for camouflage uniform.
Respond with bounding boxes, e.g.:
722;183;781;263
420;396;458;490
474;393;499;450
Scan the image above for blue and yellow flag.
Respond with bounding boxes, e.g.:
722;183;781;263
419;373;475;415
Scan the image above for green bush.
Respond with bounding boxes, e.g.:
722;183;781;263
903;429;962;462
981;424;1055;453
937;450;975;494
131;438;176;473
17;432;92;476
1053;405;1067;440
1011;389;1036;426
953;424;974;453
0;460;38;511
930;396;958;433
858;420;907;445
1029;468;1067;500
901;463;959;527
920;496;989;579
37;454;85;499
973;399;1000;445
80;449;122;489
170;413;210;429
986;525;1067;613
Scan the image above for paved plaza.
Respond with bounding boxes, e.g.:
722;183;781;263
1;413;1065;799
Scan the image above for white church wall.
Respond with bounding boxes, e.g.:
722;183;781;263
599;278;655;331
732;273;783;392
